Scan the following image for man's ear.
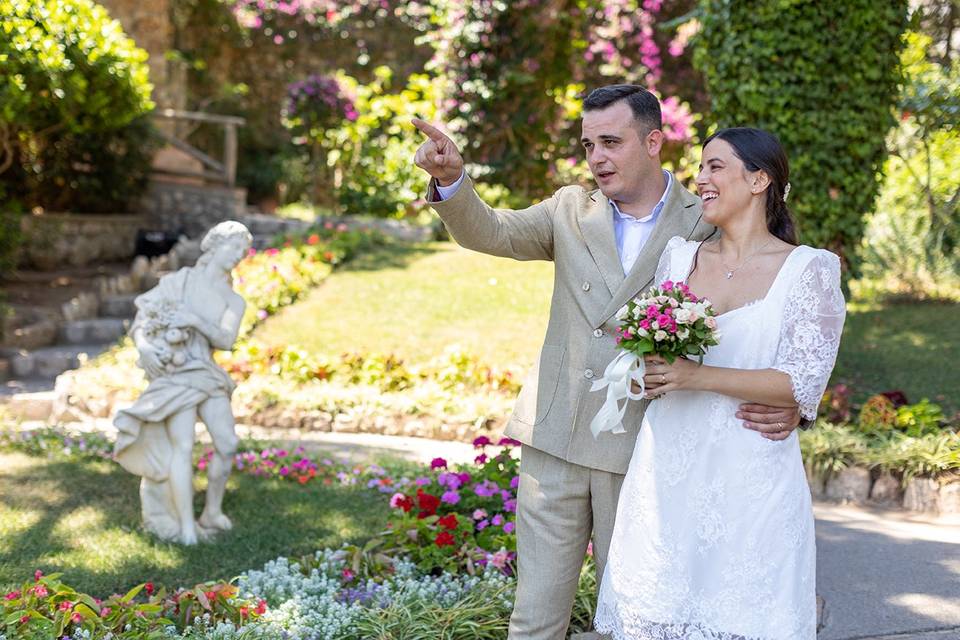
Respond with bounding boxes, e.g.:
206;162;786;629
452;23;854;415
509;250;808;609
645;129;665;157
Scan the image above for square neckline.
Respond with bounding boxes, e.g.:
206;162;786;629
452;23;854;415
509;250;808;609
682;241;802;318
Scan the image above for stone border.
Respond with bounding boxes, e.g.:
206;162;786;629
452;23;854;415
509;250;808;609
808;465;960;515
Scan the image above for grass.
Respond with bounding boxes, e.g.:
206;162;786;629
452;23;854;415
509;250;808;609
255;241;959;414
256;241;554;367
834;301;960;414
0;451;391;597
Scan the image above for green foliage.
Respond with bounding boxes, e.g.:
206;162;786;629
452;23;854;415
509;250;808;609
858;31;960;299
895;398;945;437
0;198;22;279
695;0;909;274
863;430;960;483
0;0;156;212
324;68;442;218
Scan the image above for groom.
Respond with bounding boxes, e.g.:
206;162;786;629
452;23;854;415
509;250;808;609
413;84;803;639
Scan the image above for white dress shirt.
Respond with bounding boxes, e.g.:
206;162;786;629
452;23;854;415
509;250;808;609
435;170;672;274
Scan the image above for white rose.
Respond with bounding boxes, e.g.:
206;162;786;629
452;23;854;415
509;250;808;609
654;330;668;342
636;327;650;338
705;316;718;330
668;297;679;308
675;309;692;324
616;305;629;320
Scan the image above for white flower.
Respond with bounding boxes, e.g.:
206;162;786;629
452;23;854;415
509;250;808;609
674;309;692;324
705;316;718;330
654;330;668;342
677;328;689;340
616;305;629;320
668;297;679;308
636;327;650;338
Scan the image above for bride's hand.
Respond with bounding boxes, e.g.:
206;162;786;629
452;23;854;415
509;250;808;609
639;355;700;397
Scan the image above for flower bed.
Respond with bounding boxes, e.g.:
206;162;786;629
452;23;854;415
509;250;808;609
0;429;602;639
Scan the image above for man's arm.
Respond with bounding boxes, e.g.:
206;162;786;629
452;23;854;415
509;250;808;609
413;119;555;261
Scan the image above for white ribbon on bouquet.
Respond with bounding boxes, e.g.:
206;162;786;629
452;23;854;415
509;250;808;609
589;350;647;438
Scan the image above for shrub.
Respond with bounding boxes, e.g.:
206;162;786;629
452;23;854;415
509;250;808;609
0;0;156;212
857;395;900;435
695;0;909;275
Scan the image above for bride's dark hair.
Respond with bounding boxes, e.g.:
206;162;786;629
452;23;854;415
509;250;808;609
703;127;799;245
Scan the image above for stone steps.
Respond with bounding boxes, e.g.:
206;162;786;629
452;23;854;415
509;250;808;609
59;318;129;344
5;343;111;379
99;293;138;318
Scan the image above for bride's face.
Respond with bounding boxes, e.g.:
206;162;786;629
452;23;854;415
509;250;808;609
695;138;763;226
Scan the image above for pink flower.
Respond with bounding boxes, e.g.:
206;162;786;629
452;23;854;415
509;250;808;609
490;549;511;568
474;454;488;464
389;492;406;509
34;570;43;582
492;514;504;526
498;437;522;447
503;521;516;534
646;305;658;318
430;457;448;469
59;601;73;611
71;612;82;624
342;568;355;581
100;607;111;617
472;435;492;448
33;584;48;598
473;509;488;520
4;590;20;600
662;280;674;291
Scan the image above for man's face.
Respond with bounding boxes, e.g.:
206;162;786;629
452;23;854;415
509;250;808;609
581;101;655;204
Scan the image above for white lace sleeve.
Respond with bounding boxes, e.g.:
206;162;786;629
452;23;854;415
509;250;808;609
772;250;847;420
654;235;691;287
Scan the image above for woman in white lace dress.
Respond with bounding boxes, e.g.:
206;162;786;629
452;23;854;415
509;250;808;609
594;128;846;640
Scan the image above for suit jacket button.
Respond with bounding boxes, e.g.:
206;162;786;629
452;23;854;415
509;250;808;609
584;369;595;379
593;328;603;338
582;281;591;291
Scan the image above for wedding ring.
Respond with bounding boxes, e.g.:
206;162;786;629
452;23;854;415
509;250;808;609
777;422;783;429
660;374;666;384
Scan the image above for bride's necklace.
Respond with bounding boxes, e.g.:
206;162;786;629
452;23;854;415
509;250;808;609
720;238;774;279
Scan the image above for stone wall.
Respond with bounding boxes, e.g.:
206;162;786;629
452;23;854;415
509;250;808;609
139;180;248;238
19;213;146;270
97;0;186;111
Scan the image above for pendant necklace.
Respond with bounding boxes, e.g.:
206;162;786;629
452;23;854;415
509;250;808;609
721;238;774;279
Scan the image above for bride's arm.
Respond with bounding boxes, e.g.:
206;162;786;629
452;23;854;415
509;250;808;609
643;359;796;407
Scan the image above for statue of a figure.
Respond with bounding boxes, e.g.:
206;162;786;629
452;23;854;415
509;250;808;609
113;221;252;545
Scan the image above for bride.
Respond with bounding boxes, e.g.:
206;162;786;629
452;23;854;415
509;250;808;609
594;127;846;639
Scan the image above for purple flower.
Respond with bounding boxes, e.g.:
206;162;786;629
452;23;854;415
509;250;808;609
492;514;504;526
441;490;461;505
477;519;490;530
510;476;520;489
503;521;516;534
415;476;432;487
473;481;499;498
503;499;517;513
430;457;448;470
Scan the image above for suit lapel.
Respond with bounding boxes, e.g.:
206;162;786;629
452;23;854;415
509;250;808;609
578;191;624;295
597;178;704;323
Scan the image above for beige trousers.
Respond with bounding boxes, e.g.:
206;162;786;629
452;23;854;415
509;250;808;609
508;445;625;639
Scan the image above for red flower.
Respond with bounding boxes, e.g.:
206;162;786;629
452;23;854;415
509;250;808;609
307;233;320;245
59;601;73;611
434;531;456;547
437;513;459;530
205;590;217;602
239;606;249;619
323;251;335;262
254;599;267;615
416;489;440;518
144;582;154;596
71;612;82;624
342;568;355;581
18;615;28;625
298;476;309;485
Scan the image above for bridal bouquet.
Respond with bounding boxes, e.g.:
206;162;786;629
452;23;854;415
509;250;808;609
589;280;720;438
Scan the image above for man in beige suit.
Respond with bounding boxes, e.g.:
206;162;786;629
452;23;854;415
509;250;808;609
413;85;803;639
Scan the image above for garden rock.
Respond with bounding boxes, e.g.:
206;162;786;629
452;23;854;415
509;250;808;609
804;462;826;499
869;472;901;505
825;466;871;503
903;477;940;512
938;481;960;514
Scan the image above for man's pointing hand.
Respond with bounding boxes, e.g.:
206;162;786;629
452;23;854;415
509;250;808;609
412;118;464;187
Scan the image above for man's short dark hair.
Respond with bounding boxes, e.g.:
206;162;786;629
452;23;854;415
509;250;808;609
583;84;662;133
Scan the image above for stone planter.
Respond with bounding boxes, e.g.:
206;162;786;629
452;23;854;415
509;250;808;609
939;481;960;514
824;466;871;503
869;472;902;506
903;477;940;513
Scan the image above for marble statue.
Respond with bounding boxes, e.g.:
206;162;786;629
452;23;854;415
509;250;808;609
113;221;252;545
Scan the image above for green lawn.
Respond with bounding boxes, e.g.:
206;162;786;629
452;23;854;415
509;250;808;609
834;301;960;413
257;241;554;367
0;451;390;596
255;241;959;414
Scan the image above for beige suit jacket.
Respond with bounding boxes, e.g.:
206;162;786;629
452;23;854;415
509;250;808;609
428;174;715;474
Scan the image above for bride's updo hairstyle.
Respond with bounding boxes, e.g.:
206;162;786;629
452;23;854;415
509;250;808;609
703;127;799;245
